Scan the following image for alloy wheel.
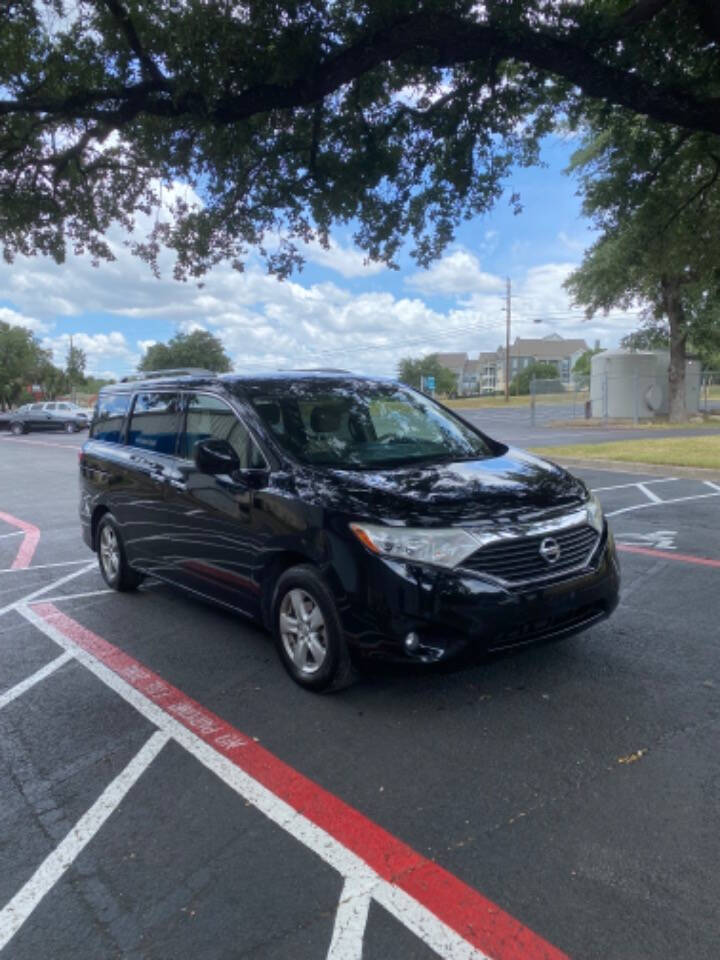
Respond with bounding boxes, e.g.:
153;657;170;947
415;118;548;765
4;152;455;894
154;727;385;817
279;588;328;676
99;524;120;581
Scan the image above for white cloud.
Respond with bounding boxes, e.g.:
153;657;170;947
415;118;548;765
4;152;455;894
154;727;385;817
0;306;52;334
0;203;642;380
302;237;387;278
557;231;587;253
41;331;139;377
405;250;505;296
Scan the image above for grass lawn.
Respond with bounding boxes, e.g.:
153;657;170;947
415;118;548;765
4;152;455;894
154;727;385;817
446;392;581;409
533;435;720;470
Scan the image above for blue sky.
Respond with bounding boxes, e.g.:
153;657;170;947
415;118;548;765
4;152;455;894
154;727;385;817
0;133;643;380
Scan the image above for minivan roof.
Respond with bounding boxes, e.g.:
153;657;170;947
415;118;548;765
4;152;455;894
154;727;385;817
100;370;394;393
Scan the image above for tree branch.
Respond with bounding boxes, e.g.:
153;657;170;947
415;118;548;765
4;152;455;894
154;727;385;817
98;0;167;87
0;10;718;138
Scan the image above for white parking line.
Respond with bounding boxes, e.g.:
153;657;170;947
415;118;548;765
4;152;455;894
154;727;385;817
0;560;91;576
17;602;503;960
0;563;95;618
0;652;73;710
326;878;373;960
636;482;663;503
0;731;169;953
0;532;23;540
606;490;720;518
704;480;720;493
37;589;112;604
591;478;679;493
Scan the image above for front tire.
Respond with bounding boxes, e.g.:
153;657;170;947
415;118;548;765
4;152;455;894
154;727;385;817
97;514;143;591
64;421;77;433
271;565;355;692
10;422;26;436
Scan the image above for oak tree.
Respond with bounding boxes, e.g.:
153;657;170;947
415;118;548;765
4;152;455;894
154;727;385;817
2;1;720;279
564;113;720;421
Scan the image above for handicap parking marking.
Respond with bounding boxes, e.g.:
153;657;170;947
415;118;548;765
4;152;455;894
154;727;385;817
614;530;678;550
3;599;570;960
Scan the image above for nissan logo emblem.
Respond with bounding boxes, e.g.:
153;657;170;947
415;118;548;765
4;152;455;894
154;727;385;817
539;537;561;564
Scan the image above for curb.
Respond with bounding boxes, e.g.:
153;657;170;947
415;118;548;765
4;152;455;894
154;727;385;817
544;456;720;481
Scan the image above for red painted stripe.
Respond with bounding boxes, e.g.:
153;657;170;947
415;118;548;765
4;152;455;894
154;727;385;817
0;511;40;569
617;544;720;569
31;601;567;960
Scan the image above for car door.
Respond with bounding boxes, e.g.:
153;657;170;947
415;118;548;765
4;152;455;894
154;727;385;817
28;402;52;430
155;391;271;616
120;390;184;575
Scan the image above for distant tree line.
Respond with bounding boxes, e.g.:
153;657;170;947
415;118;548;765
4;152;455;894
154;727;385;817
0;320;109;411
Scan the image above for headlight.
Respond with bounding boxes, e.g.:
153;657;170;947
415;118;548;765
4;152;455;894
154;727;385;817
586;493;604;533
349;522;479;568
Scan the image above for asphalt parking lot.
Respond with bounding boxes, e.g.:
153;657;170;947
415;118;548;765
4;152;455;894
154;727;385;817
1;430;719;960
457;401;720;448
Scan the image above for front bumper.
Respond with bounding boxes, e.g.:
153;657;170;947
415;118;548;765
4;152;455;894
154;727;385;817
338;525;620;662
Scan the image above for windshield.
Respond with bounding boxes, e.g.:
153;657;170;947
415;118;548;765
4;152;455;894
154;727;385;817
243;379;494;469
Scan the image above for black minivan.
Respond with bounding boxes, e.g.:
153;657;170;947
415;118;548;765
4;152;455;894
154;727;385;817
80;369;619;690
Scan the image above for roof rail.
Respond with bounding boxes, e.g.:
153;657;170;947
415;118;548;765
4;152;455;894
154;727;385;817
120;368;216;382
280;367;352;374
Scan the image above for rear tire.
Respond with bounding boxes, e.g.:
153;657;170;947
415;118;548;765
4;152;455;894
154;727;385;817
64;421;77;433
97;514;143;591
271;565;355;692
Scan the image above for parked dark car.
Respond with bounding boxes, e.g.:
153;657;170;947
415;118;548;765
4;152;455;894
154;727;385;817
8;401;90;435
80;369;620;690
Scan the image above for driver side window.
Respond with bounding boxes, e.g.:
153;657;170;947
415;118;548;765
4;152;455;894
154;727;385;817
182;394;265;469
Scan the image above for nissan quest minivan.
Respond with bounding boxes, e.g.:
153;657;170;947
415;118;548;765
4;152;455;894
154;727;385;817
80;370;620;690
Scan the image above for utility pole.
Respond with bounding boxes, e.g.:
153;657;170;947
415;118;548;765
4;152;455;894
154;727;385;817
504;277;511;402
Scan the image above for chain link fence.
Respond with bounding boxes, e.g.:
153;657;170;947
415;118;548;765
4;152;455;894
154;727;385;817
524;372;720;425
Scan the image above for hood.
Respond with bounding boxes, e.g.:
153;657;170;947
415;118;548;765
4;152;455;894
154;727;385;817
296;448;588;527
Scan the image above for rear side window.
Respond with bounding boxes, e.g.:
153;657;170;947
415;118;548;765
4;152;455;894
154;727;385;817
181;393;266;468
128;392;182;455
91;393;131;443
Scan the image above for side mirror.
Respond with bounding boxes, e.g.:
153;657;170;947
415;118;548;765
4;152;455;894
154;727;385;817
194;438;240;476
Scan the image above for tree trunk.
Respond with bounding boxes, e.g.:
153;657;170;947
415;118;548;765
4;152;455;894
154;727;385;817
662;276;688;423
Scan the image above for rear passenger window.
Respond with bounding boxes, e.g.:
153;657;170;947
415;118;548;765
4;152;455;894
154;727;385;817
181;394;266;468
128;393;182;455
91;393;131;443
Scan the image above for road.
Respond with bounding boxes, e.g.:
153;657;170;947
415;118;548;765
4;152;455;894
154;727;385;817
1;431;719;959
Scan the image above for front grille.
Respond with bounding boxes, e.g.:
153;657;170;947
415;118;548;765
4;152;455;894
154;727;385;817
462;524;600;585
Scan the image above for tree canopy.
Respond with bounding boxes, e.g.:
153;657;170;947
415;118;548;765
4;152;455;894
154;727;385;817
572;347;604;378
2;1;720;279
397;354;457;395
509;361;562;396
138;329;233;372
564;110;720;420
0;320;72;408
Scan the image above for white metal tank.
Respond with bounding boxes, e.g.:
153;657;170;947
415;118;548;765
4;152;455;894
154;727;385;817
590;349;701;417
649;351;701;415
590;350;657;418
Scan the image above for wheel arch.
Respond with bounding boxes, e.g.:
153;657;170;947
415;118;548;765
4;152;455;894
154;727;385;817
260;550;317;630
90;504;111;551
